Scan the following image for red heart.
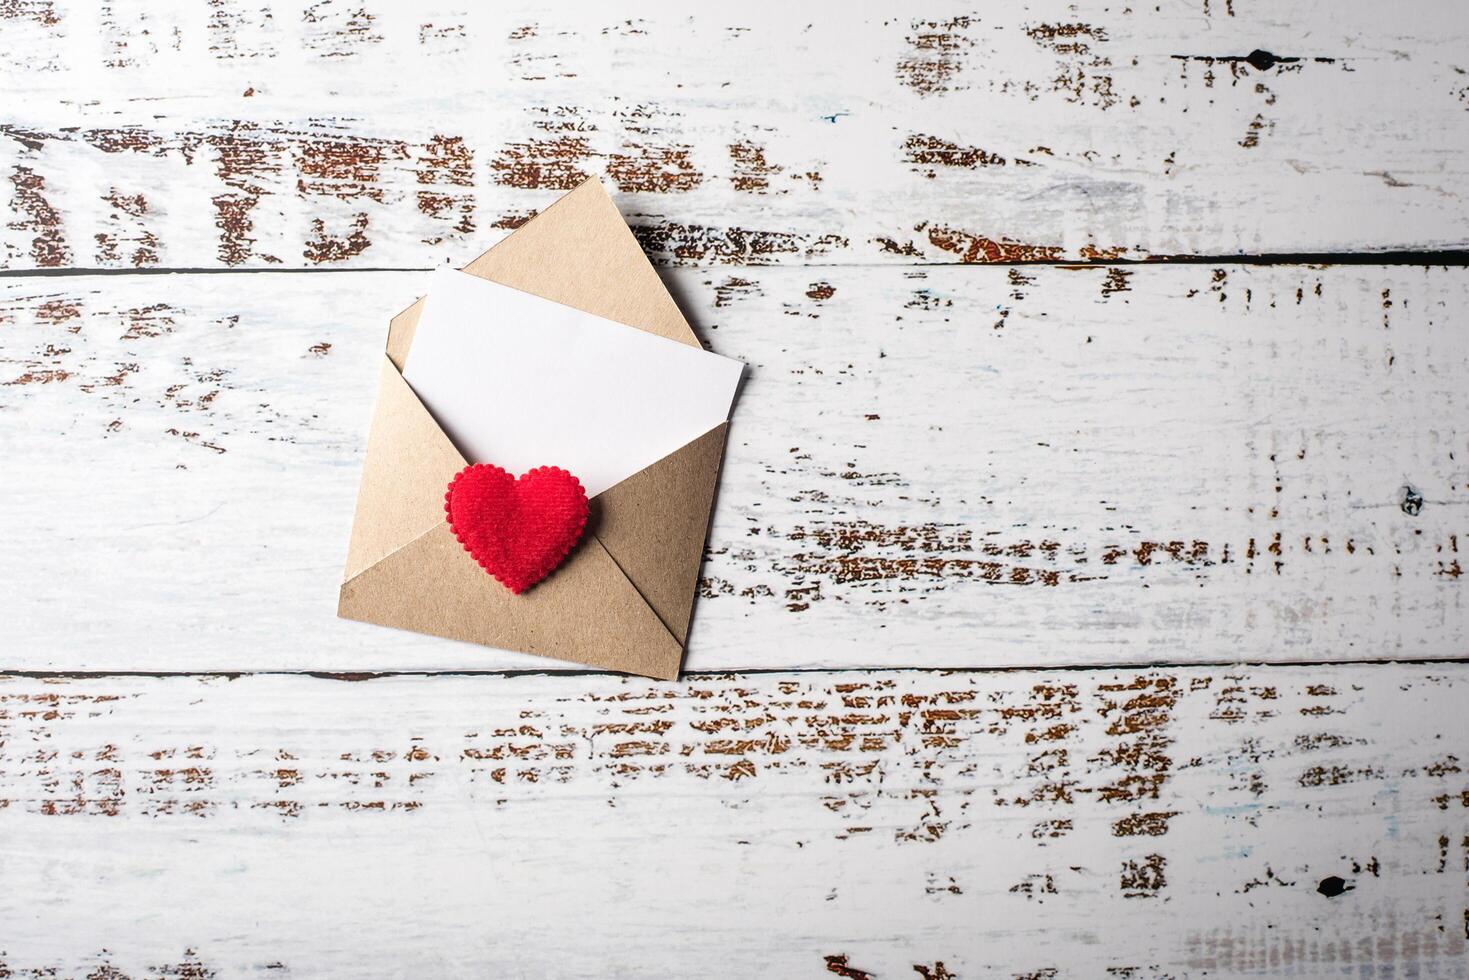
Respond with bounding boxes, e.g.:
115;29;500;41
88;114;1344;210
444;464;590;594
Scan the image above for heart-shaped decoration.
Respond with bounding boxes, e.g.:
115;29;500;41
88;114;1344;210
445;464;590;594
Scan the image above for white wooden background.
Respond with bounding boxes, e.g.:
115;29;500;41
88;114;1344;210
2;1;1468;976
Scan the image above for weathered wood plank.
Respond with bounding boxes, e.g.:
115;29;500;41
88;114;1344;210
3;0;1468;269
2;264;1463;672
0;666;1462;977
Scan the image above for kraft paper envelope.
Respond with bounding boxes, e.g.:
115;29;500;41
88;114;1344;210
337;177;731;680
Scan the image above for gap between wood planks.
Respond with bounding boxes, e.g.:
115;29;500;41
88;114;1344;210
3;655;1468;681
2;250;1469;278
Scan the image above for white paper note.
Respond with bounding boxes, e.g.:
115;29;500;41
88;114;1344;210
403;269;744;498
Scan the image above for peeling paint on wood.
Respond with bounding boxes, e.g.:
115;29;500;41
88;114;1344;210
3;1;1469;269
3;2;1467;973
0;263;1463;673
0;667;1461;976
7;165;69;266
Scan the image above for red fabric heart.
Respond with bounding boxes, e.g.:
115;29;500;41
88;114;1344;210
444;464;590;595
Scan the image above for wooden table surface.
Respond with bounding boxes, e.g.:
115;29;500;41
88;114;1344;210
3;2;1467;976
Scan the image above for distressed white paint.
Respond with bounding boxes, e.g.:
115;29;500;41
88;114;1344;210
0;667;1463;977
1;265;1464;673
2;0;1469;269
3;2;1468;973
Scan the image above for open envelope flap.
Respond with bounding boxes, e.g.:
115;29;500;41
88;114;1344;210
343;356;466;581
386;177;698;370
596;422;728;644
339;523;685;680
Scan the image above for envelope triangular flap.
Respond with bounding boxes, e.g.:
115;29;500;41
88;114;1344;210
596;422;728;644
338;523;685;680
344;357;467;580
387;177;698;369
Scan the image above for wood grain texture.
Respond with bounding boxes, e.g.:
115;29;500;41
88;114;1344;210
0;666;1463;977
4;2;1468;973
3;0;1469;270
2;263;1464;672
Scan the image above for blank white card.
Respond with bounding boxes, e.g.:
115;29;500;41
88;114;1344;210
403;269;744;498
